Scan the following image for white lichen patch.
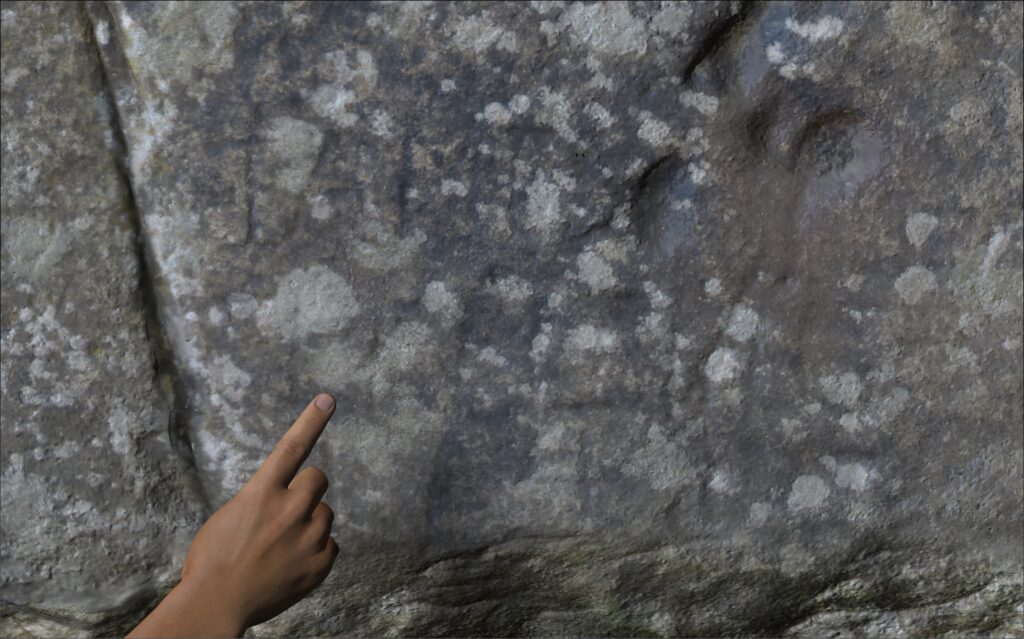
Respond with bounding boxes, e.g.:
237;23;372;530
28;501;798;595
785;16;844;42
819;455;838;472
1;66;29;91
835;462;873;492
637;312;667;343
105;403;134;456
440;179;468;197
486;275;533;305
422;280;462;325
530;323;553;364
477;203;511;239
705;277;723;297
256;266;361;339
448;13;519;54
725;305;759;342
575;250;617;294
839;412;862;433
525;169;575;239
373;321;435;378
370;110;395;139
764;37;825;81
308;194;333;221
781;417;806;441
128;98;179;179
649;612;677;638
782;62;817;81
637;111;672;147
680;90;719;116
142;205;206;297
644;281;671;310
906;213;939;248
819;371;862;408
94;19;110;46
681;126;711;156
306;49;377;127
766;42;787;64
688;159;711;185
476;346;508;367
749;502;772;526
651;2;693;36
563;324;618;359
207;355;251;404
583;102;616;129
350;194;428;272
195;429;253;491
112;3;239;106
895;265;937;304
307;339;368;390
0;216;73;284
481;102;512;126
623;424;696;490
842;273;866;291
509;94;531;114
265;117;323;193
944;345;981;374
536;88;580;144
308;85;357;127
787;475;830;511
228;293;258;319
981;228;1010;274
863;387;910;429
562;1;648;57
709;468;739;494
3;305;91;408
479;94;532;125
704;347;741;384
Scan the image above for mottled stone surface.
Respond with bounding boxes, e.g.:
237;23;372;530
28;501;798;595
2;1;1023;636
0;2;207;636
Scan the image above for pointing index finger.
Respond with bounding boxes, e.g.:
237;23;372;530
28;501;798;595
256;393;335;487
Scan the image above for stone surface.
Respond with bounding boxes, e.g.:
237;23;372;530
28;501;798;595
0;2;207;636
2;1;1023;636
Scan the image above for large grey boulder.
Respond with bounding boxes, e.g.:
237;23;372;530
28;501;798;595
1;2;207;636
2;1;1022;636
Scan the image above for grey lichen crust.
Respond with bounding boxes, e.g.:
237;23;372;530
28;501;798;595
2;1;1023;637
0;2;207;637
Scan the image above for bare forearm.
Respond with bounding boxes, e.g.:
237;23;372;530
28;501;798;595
127;579;247;639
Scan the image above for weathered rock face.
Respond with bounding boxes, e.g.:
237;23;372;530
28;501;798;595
0;2;207;636
2;1;1022;637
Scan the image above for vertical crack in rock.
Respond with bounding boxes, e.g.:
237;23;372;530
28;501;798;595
681;0;760;83
81;1;211;512
244;135;257;246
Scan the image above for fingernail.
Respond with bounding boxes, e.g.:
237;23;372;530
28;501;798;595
315;394;335;411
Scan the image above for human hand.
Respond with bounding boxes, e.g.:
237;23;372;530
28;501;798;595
181;392;340;627
127;394;339;638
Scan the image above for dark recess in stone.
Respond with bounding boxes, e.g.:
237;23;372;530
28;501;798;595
81;0;211;511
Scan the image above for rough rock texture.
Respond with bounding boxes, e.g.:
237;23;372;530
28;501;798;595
2;1;1023;637
0;2;207;636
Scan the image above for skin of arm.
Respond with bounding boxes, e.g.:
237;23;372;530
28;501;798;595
127;394;340;638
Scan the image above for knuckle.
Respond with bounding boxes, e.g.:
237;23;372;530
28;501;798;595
316;541;339;572
240;481;271;503
277;437;305;458
309;466;328;487
282;493;309;519
315;501;334;520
